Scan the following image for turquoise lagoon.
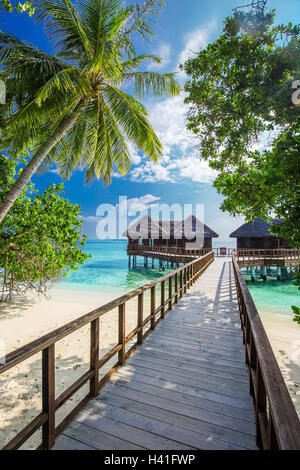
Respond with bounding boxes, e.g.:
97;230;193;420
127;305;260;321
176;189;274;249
243;270;299;319
56;239;172;297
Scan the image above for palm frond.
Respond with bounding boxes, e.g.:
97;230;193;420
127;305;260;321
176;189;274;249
33;0;93;61
103;84;162;162
119;0;166;42
123;71;181;98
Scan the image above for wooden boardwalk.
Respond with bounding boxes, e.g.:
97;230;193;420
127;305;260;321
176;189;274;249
54;258;257;450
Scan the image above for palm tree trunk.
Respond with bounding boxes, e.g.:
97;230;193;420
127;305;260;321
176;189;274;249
0;100;84;224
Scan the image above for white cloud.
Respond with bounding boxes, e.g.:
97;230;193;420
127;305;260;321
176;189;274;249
148;43;172;70
130;161;175;183
177;20;217;81
128;93;216;184
130;154;142;165
178;20;216;65
175;156;217;183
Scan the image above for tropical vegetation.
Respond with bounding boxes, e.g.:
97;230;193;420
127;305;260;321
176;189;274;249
182;8;300;247
0;0;180;223
0;153;88;301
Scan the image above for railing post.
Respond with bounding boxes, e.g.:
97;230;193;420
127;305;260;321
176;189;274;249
180;270;183;298
90;318;99;398
184;268;187;293
161;280;165;318
256;360;266;449
118;303;125;365
169;276;172;311
175;272;178;303
42;344;55;450
151;286;156;329
138;293;144;344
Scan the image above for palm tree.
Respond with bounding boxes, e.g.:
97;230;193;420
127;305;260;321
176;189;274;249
0;0;180;222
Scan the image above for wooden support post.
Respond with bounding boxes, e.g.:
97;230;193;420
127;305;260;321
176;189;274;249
42;344;55;450
184;268;187;293
256;360;266;449
251;267;255;283
262;266;267;281
180;270;183;298
168;276;172;311
151;286;156;329
118;303;125;365
161;280;165;318
152;258;154;269
277;266;281;281
90;318;99;398
175;273;178;303
128;256;131;270
137;293;144;344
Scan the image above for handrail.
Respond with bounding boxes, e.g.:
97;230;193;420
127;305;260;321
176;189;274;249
0;251;214;450
232;253;300;450
236;249;300;260
127;244;211;257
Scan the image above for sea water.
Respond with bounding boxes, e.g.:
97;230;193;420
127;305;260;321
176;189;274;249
243;270;300;318
57;239;172;295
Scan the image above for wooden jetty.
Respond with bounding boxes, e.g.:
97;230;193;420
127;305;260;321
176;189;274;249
1;251;300;451
235;249;300;268
127;244;211;265
54;258;258;450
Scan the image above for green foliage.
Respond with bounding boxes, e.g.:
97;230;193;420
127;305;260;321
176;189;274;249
0;154;89;301
0;0;180;184
182;9;300;247
0;0;35;15
292;306;300;325
292;269;300;324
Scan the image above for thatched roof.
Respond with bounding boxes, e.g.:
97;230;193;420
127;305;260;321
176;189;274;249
124;215;219;239
230;218;283;238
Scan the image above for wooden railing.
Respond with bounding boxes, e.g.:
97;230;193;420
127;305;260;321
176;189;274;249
127;244;211;257
232;254;300;450
0;251;214;450
236;249;300;262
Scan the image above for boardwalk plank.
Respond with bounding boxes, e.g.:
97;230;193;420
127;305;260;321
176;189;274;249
77;402;247;451
108;375;255;423
54;258;257;450
101;384;256;434
119;363;251;399
99;392;257;449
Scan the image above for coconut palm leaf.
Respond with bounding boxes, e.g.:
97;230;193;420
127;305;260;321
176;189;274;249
0;0;180;223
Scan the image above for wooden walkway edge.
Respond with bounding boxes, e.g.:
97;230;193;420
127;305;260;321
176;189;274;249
53;258;258;450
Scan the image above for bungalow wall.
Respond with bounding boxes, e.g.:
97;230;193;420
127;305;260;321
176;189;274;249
236;237;287;250
128;237;212;249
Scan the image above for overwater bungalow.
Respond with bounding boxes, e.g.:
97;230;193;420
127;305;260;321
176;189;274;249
230;217;287;250
125;215;219;251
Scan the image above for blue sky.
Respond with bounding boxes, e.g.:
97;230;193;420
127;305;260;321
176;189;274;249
1;0;300;241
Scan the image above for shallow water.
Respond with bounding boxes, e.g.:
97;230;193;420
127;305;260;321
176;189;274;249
244;270;299;318
57;239;172;295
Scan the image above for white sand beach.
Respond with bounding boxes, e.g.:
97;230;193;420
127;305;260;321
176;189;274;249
259;309;300;416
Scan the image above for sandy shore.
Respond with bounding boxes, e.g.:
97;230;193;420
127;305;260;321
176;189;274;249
259;308;300;416
0;287;299;449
